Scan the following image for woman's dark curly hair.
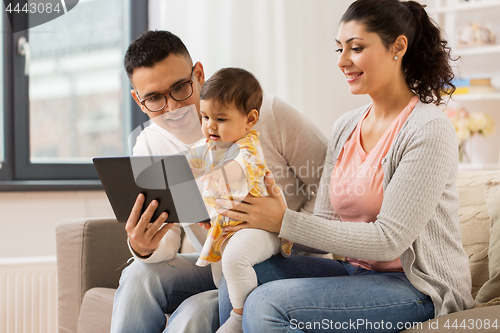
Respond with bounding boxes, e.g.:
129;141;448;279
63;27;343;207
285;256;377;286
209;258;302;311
341;0;456;105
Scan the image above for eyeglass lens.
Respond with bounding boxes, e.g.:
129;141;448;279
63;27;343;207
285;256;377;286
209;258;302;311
145;81;193;111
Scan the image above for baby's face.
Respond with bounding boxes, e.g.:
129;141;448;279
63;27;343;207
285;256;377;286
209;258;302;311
200;100;250;143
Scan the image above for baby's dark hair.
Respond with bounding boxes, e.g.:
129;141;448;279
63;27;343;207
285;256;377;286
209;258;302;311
200;67;263;115
124;30;191;79
341;0;456;105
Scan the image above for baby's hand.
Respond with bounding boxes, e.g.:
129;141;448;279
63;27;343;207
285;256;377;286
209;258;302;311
197;222;211;230
201;169;229;196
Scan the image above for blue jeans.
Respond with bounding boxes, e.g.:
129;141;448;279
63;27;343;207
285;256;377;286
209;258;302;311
219;257;434;333
111;252;348;333
110;253;218;333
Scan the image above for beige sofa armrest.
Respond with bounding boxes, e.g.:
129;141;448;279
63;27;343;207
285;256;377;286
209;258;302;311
402;305;500;332
56;218;129;333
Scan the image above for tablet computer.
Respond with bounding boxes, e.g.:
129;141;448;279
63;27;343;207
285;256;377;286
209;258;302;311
93;155;210;224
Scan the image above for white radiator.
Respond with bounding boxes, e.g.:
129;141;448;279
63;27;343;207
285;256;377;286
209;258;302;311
0;256;57;333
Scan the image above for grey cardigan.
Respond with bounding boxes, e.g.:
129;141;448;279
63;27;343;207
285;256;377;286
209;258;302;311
280;100;476;317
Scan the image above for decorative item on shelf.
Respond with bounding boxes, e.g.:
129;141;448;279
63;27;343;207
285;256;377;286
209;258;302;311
450;76;496;96
458;22;496;47
469;75;495;93
445;107;495;162
450;77;471;95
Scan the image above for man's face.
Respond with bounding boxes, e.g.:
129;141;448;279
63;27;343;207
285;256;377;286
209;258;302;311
131;54;205;143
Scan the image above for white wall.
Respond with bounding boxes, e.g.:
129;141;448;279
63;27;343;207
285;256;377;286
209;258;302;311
149;0;370;138
0;191;114;258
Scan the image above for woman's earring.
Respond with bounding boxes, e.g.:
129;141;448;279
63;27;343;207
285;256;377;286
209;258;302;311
394;55;399;60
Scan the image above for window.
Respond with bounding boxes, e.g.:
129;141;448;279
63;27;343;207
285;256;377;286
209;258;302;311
0;7;4;165
1;0;148;189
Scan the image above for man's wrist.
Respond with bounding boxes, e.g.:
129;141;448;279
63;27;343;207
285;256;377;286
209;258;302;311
128;239;154;259
133;247;154;259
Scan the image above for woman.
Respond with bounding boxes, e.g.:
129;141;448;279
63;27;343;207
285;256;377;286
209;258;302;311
217;0;475;332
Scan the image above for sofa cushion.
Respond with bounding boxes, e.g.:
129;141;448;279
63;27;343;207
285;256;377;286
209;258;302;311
77;287;116;333
56;218;129;333
456;170;500;298
475;181;500;304
475;296;500;308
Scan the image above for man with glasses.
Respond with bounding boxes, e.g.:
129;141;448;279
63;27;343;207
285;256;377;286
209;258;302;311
111;30;328;333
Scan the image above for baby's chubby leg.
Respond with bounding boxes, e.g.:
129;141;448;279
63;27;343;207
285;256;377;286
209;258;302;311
221;228;280;309
216;229;280;333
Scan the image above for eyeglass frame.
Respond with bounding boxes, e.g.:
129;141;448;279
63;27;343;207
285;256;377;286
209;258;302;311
135;66;195;112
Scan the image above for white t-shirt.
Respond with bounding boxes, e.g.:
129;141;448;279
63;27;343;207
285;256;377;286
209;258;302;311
133;121;197;157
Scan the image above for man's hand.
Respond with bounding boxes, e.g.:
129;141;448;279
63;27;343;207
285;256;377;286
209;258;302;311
125;193;174;257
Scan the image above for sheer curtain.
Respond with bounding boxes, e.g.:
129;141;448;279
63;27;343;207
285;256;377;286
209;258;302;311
149;0;370;137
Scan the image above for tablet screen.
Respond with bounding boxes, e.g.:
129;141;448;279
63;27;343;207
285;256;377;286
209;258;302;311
93;155;210;224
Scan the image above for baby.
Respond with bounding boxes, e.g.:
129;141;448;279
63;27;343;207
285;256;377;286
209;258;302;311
187;67;292;333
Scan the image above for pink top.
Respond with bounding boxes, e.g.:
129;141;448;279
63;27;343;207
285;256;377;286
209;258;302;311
330;96;419;272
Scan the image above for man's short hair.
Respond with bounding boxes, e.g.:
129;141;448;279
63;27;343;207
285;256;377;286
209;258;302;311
124;30;191;79
200;67;263;115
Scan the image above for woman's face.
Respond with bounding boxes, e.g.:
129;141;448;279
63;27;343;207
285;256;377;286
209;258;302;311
336;21;399;99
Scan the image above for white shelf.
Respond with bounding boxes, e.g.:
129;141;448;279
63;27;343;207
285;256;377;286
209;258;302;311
451;92;500;101
455;45;500;56
428;1;500;13
458;162;499;170
431;0;500;171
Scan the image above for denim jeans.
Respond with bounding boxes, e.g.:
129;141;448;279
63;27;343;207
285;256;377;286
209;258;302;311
219;256;434;333
219;254;350;323
110;253;218;333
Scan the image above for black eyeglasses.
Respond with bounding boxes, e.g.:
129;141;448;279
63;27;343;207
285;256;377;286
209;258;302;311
136;67;195;112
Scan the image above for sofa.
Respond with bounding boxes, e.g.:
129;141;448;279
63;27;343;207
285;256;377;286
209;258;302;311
56;170;500;333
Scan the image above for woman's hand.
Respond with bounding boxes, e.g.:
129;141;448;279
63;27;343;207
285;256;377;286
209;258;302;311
217;172;287;234
125;193;174;257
